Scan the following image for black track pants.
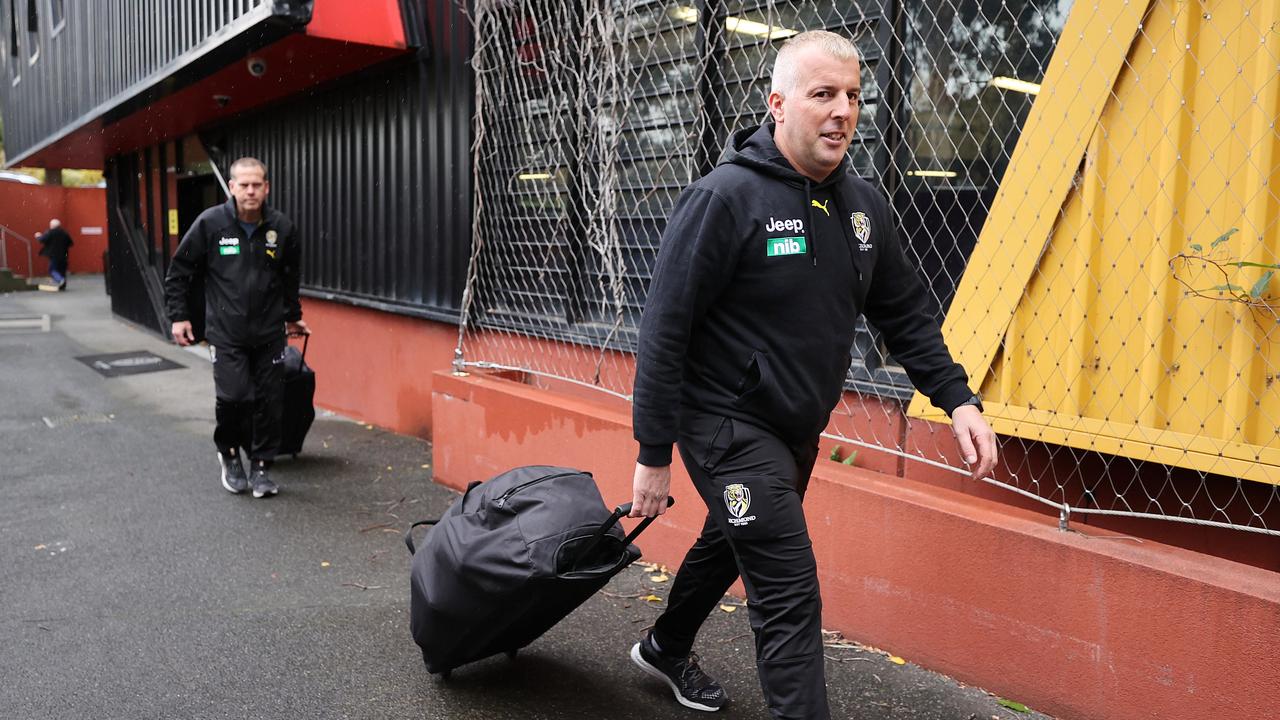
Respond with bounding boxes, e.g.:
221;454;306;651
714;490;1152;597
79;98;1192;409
652;412;827;720
211;338;285;463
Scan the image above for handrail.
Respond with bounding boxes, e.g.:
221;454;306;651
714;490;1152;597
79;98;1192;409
112;206;170;335
0;223;35;276
208;156;231;199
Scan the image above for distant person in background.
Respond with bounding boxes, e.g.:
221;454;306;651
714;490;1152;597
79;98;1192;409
38;219;74;290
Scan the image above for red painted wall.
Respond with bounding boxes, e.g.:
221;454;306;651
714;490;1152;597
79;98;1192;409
429;369;1280;720
299;298;457;438
309;305;1277;572
0;182;107;277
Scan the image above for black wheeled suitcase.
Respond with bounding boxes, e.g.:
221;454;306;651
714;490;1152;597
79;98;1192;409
403;465;672;678
277;334;316;457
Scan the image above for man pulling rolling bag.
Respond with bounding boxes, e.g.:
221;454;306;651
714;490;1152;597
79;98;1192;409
404;465;673;678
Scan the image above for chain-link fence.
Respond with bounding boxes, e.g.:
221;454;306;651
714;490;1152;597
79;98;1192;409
455;0;1280;537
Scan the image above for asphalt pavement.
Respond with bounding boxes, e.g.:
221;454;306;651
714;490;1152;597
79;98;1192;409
0;276;1053;720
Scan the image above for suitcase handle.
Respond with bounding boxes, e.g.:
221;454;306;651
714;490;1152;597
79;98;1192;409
575;496;675;566
286;333;309;363
615;497;676;546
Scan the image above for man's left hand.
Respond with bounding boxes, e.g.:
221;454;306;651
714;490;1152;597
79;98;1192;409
286;320;311;337
951;404;997;480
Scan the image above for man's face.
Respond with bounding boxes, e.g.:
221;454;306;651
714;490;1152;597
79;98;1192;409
229;167;269;212
768;47;861;182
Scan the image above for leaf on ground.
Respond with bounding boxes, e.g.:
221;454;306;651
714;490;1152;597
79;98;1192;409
33;544;46;550
997;699;1030;713
888;655;906;665
420;464;430;469
320;561;331;568
386;466;393;471
640;594;663;603
649;573;669;583
719;604;737;613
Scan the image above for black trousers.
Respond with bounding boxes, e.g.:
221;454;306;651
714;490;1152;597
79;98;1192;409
211;338;285;463
653;412;827;720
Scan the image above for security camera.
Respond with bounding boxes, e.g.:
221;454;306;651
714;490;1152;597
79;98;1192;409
246;57;267;77
213;94;231;108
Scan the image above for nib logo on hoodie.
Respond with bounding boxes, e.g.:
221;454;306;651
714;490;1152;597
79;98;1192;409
765;216;807;257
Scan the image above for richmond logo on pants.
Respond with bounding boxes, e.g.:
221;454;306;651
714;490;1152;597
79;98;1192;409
724;483;756;526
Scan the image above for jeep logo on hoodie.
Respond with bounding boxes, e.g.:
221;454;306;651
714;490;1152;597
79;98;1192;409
765;216;807;257
765;216;805;234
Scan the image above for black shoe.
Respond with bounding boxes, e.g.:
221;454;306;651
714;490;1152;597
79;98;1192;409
249;463;279;498
630;633;727;712
217;452;248;494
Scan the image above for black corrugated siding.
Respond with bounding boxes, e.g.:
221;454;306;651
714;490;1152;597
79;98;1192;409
214;2;472;318
0;1;306;165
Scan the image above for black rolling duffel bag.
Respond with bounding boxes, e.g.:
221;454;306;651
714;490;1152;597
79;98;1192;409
277;333;315;458
403;465;672;678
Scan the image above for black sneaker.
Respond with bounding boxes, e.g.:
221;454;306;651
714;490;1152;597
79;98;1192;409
217;452;248;494
249;463;279;498
630;633;727;712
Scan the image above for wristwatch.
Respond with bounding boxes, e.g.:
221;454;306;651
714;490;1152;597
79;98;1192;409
952;393;984;415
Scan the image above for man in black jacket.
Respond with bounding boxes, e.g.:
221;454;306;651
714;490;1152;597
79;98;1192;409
627;32;997;719
37;219;74;289
163;157;308;498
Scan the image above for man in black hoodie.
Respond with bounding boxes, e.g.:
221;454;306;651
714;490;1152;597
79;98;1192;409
627;31;996;718
37;219;74;289
164;157;308;499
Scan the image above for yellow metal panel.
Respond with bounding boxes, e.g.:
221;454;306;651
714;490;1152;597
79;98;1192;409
910;0;1280;485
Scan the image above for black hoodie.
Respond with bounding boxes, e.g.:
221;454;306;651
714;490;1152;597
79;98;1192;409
164;198;302;348
632;124;973;466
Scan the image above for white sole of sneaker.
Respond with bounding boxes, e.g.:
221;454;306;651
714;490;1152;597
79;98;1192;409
251;488;278;499
630;642;722;712
218;453;243;494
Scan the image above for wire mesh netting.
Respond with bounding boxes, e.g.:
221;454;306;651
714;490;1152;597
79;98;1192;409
456;0;1280;536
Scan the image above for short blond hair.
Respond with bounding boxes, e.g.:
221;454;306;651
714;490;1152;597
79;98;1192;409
770;31;860;96
229;157;268;181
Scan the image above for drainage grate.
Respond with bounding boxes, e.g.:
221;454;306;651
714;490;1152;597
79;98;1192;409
76;351;184;377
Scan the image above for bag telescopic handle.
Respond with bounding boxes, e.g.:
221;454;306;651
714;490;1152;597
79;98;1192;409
615;496;676;546
577;496;675;565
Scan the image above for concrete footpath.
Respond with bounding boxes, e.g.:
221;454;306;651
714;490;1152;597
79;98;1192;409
0;276;1053;720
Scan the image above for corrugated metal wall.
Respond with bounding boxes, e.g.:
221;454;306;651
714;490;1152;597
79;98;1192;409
0;1;299;164
215;1;472;318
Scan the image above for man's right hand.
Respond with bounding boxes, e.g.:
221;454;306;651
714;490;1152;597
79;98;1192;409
171;321;195;346
630;463;672;518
